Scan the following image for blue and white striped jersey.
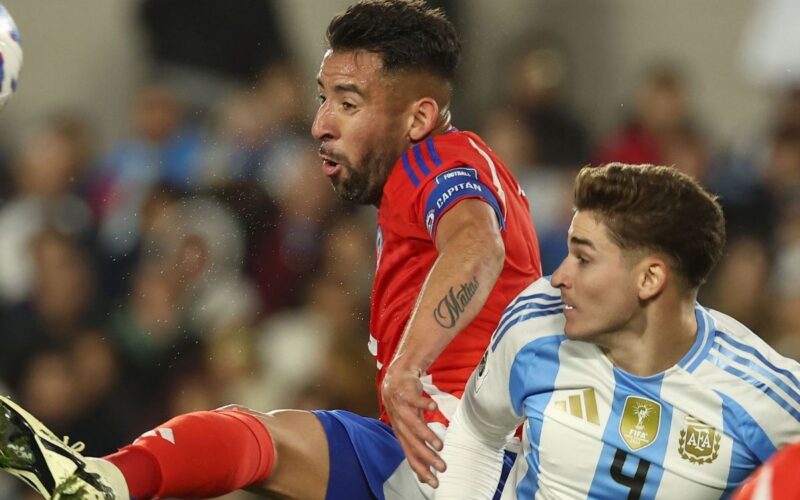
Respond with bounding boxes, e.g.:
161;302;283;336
437;277;800;500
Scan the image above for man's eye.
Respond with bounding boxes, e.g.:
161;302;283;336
342;102;355;111
318;94;326;103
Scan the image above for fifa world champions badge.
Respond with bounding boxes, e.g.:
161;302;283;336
620;396;661;451
678;416;721;464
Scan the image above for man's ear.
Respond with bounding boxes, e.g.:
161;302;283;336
638;257;668;301
408;97;439;142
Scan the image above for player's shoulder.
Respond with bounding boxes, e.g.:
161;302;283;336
431;129;492;167
707;307;796;370
701;308;800;454
510;274;561;303
697;307;800;418
489;276;565;355
389;131;473;192
391;130;498;192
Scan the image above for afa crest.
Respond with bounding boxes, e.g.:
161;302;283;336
678;416;721;464
619;396;661;451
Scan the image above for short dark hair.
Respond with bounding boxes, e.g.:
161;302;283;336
574;163;726;289
326;0;461;82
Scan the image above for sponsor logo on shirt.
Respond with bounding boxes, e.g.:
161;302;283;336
620;396;661;451
552;388;600;425
678;415;721;464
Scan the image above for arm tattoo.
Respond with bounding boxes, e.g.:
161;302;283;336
433;276;480;328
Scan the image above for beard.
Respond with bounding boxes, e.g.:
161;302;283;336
329;146;398;205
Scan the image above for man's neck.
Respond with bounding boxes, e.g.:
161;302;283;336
599;298;698;377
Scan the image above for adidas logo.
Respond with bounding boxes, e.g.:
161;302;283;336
553;388;600;425
135;428;175;445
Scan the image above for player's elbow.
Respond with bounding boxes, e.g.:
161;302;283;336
486;231;506;277
470;224;505;279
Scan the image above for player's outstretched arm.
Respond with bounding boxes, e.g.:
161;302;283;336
435;395;508;499
382;198;505;487
436;318;525;498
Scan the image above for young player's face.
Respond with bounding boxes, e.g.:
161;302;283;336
551;210;642;342
312;49;409;205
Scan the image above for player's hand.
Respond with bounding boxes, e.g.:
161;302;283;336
381;365;446;487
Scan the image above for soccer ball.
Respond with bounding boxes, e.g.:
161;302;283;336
0;3;22;109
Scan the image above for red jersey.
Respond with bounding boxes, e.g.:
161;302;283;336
371;129;541;425
734;440;800;500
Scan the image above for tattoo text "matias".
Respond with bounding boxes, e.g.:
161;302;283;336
433;276;479;328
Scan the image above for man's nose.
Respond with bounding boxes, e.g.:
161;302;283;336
311;102;336;141
550;260;569;288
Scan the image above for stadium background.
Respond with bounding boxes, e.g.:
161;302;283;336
0;1;798;498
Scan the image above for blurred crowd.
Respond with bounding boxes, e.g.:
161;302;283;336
1;2;800;499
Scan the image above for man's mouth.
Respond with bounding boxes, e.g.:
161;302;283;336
321;157;341;177
319;148;343;177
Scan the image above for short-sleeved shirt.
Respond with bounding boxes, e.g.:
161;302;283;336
371;129;541;426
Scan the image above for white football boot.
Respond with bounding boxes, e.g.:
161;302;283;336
0;396;129;499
